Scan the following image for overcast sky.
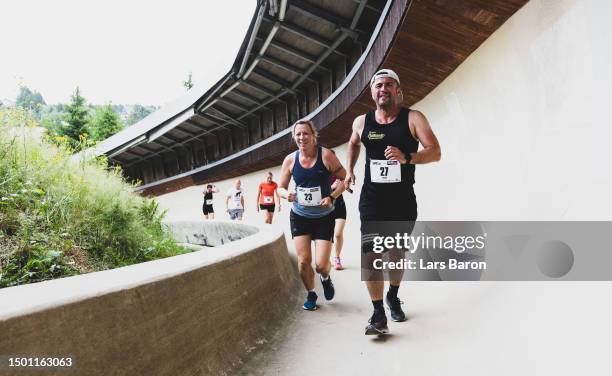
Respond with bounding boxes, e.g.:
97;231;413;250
0;0;256;106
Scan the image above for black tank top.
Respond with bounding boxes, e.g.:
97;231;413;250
204;191;213;204
359;107;419;220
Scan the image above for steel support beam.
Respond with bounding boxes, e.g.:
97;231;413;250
252;67;297;92
258;54;315;83
290;0;360;39
207;108;248;129
218;97;252;112
240;79;279;98
263;16;347;58
255;36;327;69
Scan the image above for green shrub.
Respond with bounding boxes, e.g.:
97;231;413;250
0;108;189;288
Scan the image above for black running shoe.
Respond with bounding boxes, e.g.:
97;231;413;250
385;294;406;322
320;275;335;301
365;308;389;335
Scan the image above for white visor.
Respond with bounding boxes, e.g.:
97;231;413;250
370;69;400;87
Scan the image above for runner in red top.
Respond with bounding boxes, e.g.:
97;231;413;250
256;172;281;224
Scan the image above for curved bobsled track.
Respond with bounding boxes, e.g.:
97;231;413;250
2;0;611;375
155;0;612;374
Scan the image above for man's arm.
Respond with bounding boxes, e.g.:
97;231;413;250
409;110;441;164
256;186;261;212
384;110;441;165
345;115;364;189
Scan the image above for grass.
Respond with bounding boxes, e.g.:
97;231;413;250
0;108;190;288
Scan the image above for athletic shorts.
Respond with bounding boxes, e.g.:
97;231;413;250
202;204;214;215
259;204;275;212
360;212;417;254
332;196;346;220
228;209;244;220
290;210;335;241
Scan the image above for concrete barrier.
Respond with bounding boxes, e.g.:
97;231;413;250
0;221;301;376
166;220;258;247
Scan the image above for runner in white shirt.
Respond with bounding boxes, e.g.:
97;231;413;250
226;179;245;221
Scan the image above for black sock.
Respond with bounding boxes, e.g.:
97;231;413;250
388;284;399;299
372;300;384;310
307;291;318;301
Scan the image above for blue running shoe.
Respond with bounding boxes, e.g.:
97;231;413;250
303;291;318;311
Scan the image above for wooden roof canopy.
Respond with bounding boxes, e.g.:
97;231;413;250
95;0;528;196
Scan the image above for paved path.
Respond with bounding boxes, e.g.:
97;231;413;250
237;233;611;375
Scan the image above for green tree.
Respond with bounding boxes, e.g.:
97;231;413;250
183;72;193;90
36;104;68;140
126;104;155;126
15;86;46;119
61;87;89;149
89;104;124;141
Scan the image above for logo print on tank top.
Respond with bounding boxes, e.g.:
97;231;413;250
367;131;385;140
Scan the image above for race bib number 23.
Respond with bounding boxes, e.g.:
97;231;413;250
296;186;322;206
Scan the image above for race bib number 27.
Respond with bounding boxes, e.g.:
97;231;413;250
370;159;401;183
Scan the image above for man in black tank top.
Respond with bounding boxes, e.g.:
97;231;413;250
345;69;442;335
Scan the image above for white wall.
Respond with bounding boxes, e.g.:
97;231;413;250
413;0;612;220
156;0;612;223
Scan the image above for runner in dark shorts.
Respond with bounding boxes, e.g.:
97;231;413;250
278;120;347;311
345;69;441;335
202;184;219;220
328;155;348;270
256;172;281;224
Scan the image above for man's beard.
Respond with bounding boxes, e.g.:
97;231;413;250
378;96;394;109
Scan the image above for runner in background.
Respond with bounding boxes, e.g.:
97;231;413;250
226;180;245;221
202;184;220;220
256;172;281;224
329;150;348;270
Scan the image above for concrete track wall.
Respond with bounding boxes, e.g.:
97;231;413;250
0;222;300;376
412;0;612;220
167;220;258;247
